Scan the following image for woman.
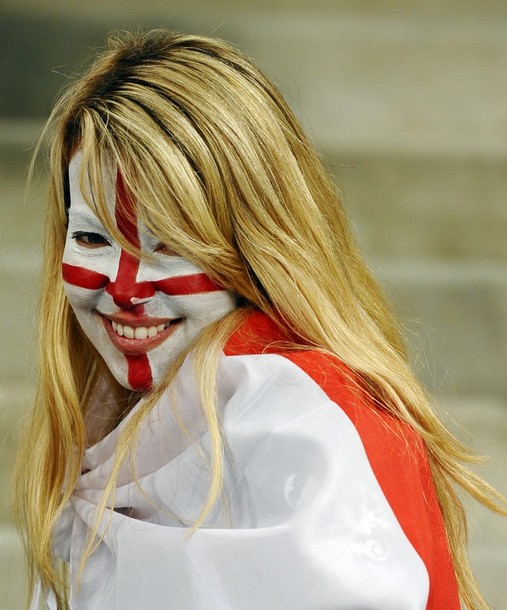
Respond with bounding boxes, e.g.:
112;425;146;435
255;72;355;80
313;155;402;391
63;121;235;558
15;30;506;609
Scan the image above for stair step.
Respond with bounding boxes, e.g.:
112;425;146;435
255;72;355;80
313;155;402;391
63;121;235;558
0;381;33;524
5;0;507;22
3;10;507;155
327;150;507;259
375;260;507;395
0;525;27;610
437;396;507;610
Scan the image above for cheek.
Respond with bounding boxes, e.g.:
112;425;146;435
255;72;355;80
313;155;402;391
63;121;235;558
62;237;119;286
159;291;237;320
63;282;102;312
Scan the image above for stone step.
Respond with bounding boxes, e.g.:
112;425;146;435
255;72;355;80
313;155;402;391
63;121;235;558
0;151;44;385
0;249;40;382
3;8;507;158
0;381;33;524
2;0;507;33
437;396;507;610
326;149;507;260
5;0;507;22
0;119;44;173
0;129;45;382
0;525;27;610
376;260;507;396
244;16;507;158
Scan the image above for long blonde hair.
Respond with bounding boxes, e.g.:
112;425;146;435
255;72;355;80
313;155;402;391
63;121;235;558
15;29;506;609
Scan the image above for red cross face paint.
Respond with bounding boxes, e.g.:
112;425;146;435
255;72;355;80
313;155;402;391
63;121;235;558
62;152;237;391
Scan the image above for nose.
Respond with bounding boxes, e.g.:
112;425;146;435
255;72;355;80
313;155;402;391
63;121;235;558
106;249;156;309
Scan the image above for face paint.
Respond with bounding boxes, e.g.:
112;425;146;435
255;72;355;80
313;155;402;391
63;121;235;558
62;151;237;391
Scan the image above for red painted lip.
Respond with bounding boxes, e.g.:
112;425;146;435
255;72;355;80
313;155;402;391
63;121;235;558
100;314;183;356
104;312;171;327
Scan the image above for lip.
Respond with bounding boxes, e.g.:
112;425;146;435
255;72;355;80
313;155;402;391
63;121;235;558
105;311;171;327
100;313;183;355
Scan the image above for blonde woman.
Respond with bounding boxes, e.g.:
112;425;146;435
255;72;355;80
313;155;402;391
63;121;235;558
16;30;506;610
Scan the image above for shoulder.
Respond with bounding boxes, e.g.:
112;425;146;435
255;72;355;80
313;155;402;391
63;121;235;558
221;312;431;532
222;311;423;465
219;311;459;608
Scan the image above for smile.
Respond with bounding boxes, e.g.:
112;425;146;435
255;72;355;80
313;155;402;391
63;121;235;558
101;314;183;355
112;320;166;339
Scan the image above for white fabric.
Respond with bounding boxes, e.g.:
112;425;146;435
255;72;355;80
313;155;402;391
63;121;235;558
35;352;429;609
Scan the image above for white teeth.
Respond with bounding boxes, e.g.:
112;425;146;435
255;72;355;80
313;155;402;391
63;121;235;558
110;320;171;339
111;321;124;336
123;325;134;339
134;327;148;340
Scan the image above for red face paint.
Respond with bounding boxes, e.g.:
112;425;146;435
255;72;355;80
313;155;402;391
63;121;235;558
62;264;109;290
106;172;221;306
154;273;221;295
108;171;152;390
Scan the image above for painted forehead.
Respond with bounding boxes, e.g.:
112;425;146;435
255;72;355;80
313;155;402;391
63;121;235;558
68;151;117;217
68;152;161;251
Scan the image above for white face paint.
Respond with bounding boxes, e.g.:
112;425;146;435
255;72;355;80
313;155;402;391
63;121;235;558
62;152;237;391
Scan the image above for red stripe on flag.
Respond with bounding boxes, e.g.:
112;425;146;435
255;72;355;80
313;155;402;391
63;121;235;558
62;263;109;290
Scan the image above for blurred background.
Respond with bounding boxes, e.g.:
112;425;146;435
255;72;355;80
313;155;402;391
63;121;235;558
1;0;506;607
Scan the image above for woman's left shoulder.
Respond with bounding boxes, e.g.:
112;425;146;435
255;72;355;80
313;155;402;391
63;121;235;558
218;338;459;609
223;312;424;467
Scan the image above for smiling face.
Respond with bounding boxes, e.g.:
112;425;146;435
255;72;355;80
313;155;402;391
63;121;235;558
62;152;237;391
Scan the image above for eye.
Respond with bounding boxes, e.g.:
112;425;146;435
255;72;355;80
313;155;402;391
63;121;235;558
71;231;111;249
153;242;180;256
